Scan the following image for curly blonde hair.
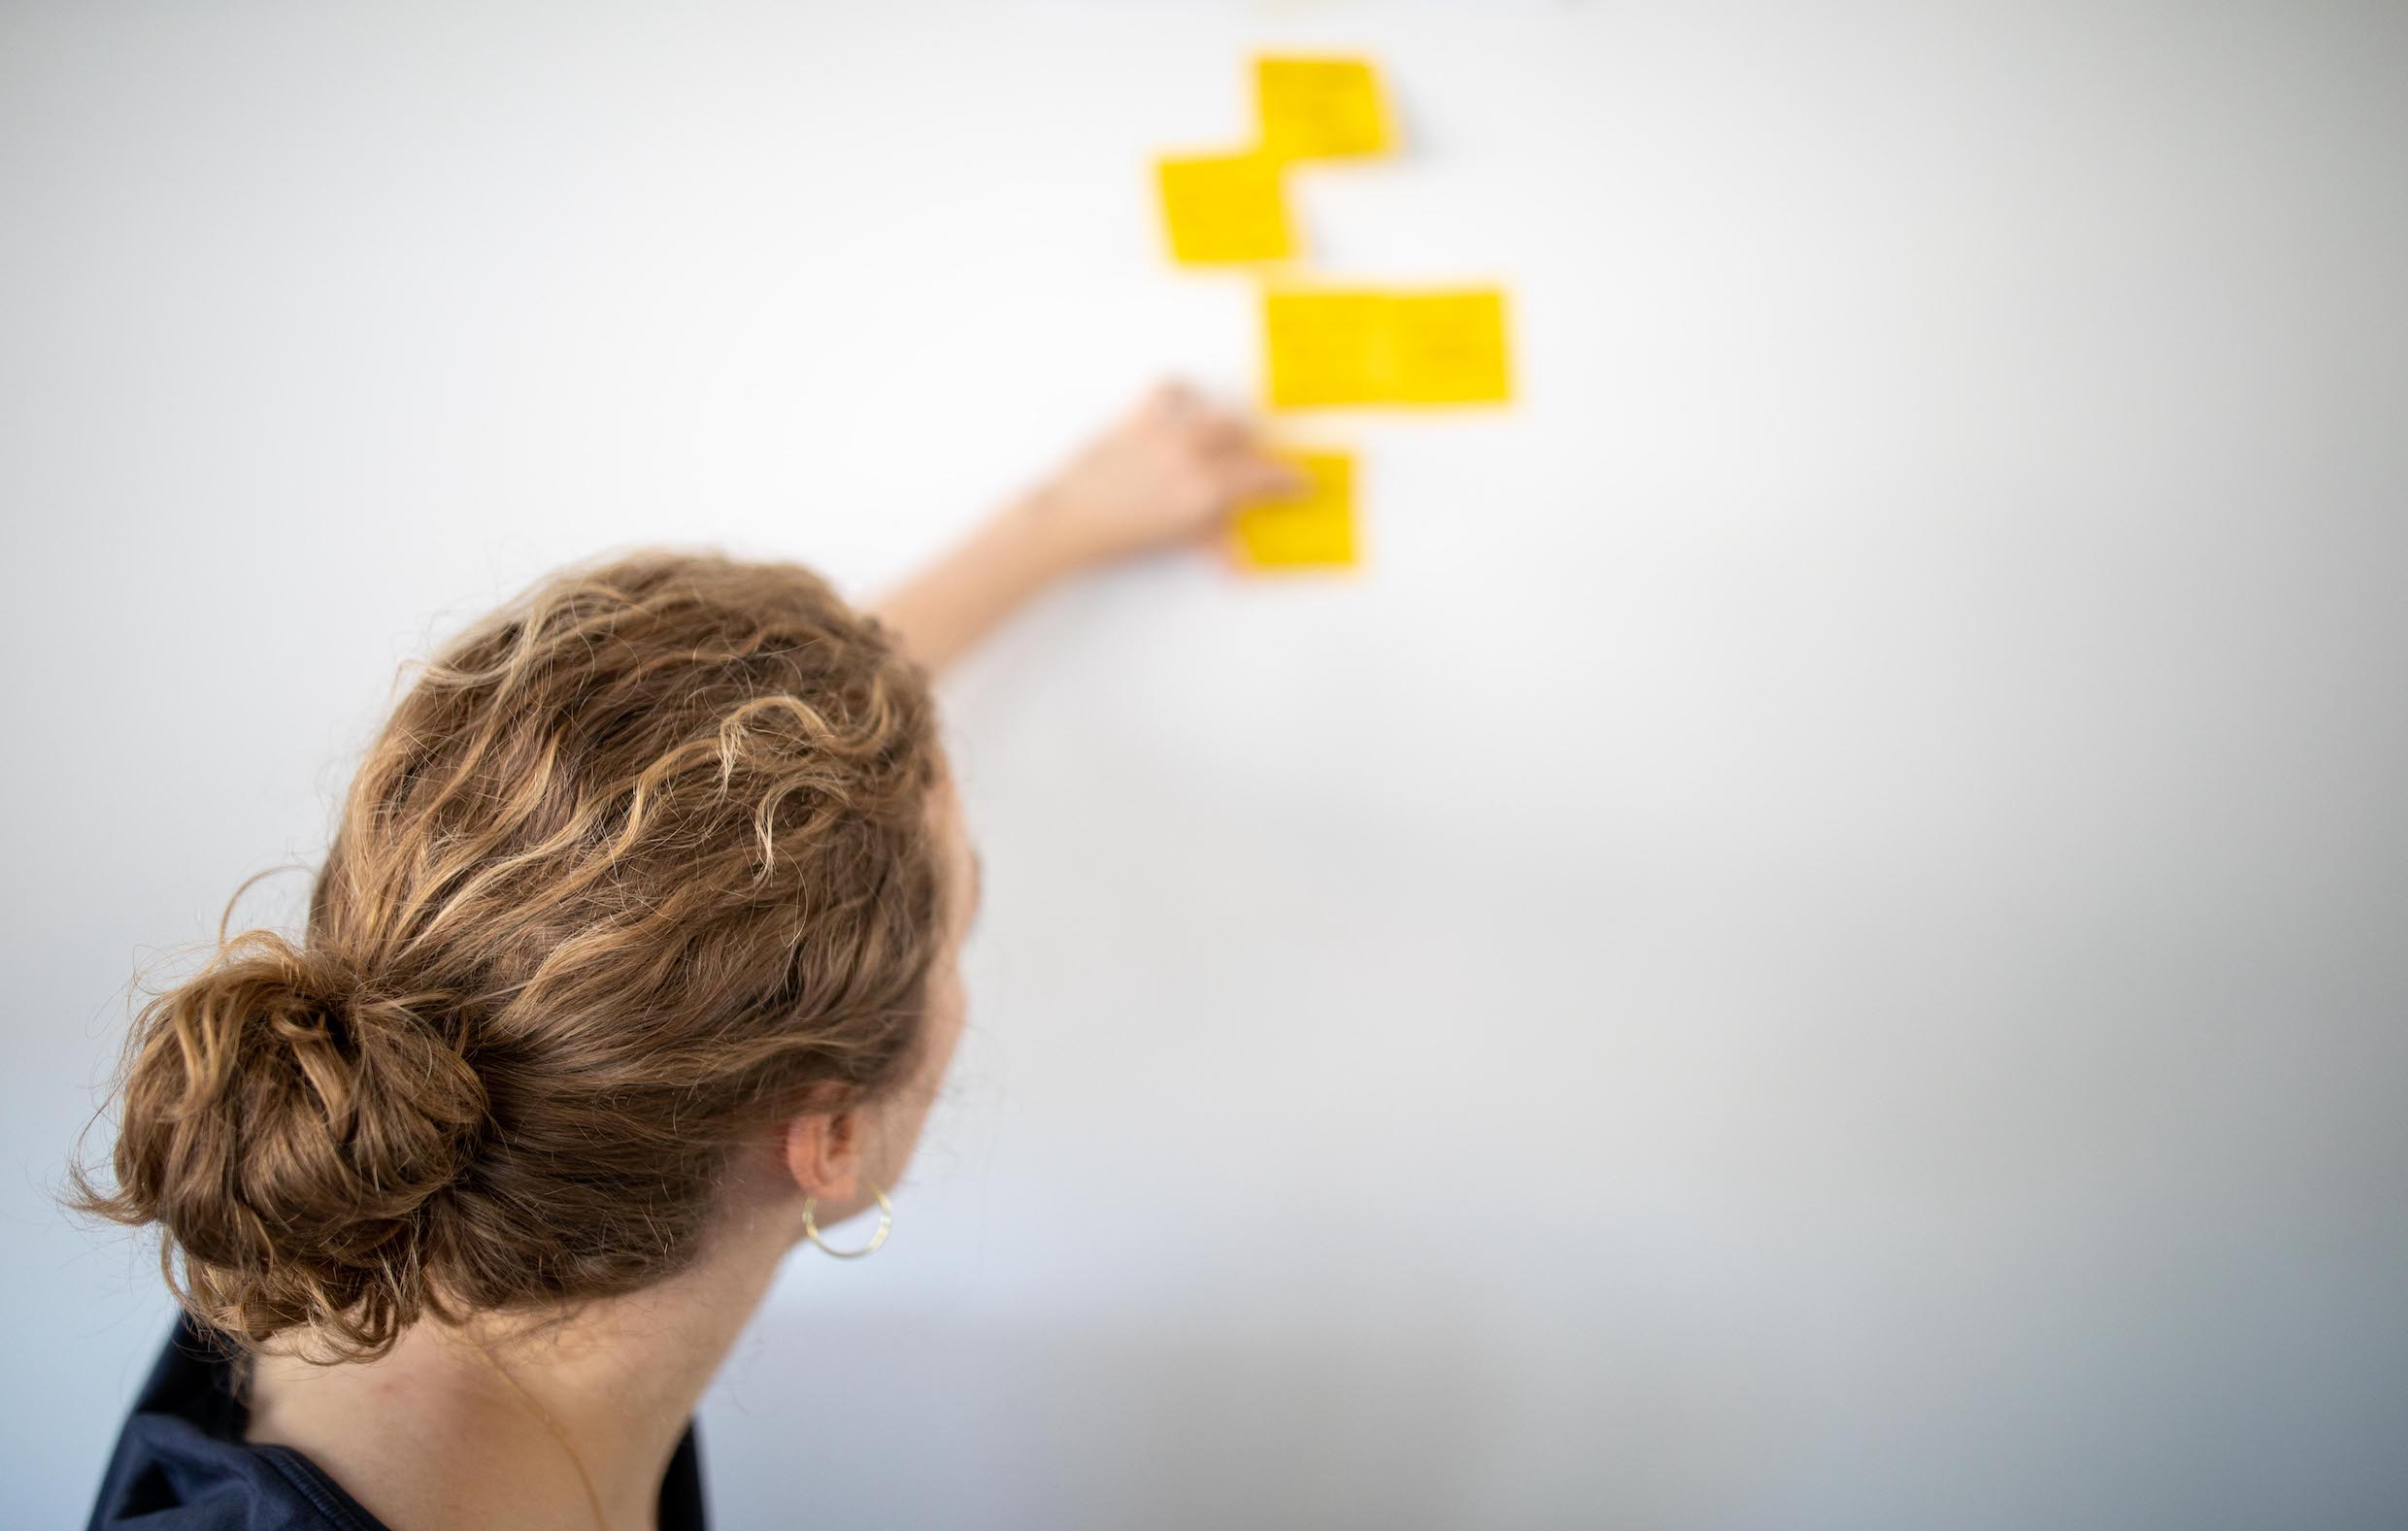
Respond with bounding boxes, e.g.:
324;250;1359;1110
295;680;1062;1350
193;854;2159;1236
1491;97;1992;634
73;550;950;1361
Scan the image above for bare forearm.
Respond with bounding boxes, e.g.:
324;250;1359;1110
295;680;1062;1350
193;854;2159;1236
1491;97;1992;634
870;496;1084;675
867;383;1300;676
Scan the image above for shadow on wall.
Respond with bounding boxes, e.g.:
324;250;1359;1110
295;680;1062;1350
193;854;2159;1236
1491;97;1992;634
701;1310;1514;1531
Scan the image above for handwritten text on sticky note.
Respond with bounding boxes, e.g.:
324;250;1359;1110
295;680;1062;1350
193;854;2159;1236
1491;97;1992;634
1262;289;1391;407
1157;151;1294;265
1388;289;1512;403
1234;449;1358;570
1262;287;1513;408
1255;56;1393;161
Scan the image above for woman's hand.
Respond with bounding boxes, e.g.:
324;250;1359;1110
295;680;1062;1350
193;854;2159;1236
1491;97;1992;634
1017;380;1308;572
872;381;1303;675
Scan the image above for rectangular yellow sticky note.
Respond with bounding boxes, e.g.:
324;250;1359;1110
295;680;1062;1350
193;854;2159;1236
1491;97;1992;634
1388;288;1512;404
1262;288;1392;408
1263;286;1515;409
1156;151;1294;265
1233;449;1357;570
1255;55;1393;161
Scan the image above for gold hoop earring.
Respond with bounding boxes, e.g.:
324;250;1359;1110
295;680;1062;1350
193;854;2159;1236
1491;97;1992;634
802;1182;892;1259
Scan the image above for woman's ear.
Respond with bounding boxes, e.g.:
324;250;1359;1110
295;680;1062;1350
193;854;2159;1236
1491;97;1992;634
782;1110;862;1208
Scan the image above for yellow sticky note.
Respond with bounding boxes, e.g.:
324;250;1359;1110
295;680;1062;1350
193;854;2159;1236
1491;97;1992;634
1234;449;1357;570
1156;151;1294;265
1255;56;1393;161
1263;289;1392;408
1388;288;1513;404
1263;286;1515;408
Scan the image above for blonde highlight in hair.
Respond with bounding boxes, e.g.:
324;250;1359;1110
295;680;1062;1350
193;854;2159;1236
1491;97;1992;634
73;550;948;1361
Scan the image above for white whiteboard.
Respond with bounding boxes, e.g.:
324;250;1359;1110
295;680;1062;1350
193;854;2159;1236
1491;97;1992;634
6;3;2405;1526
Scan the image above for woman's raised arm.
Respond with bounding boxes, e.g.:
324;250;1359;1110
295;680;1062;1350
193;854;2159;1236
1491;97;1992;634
870;381;1302;674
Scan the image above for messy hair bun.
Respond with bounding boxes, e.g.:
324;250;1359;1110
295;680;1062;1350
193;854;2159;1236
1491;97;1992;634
87;933;485;1350
74;551;948;1360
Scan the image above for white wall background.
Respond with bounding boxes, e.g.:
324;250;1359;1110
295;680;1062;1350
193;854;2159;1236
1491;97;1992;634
6;2;2406;1526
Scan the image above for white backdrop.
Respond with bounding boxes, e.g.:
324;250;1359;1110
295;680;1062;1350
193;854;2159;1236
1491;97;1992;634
6;3;2406;1527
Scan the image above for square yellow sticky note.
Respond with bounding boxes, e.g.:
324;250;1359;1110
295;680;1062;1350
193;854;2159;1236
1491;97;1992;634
1156;151;1294;265
1388;288;1512;404
1234;449;1357;570
1255;56;1393;161
1262;289;1392;408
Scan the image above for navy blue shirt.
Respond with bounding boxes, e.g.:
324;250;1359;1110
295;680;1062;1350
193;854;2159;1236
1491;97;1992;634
88;1314;708;1530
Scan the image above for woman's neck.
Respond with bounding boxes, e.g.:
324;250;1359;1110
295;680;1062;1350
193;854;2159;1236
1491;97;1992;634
243;1208;794;1531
